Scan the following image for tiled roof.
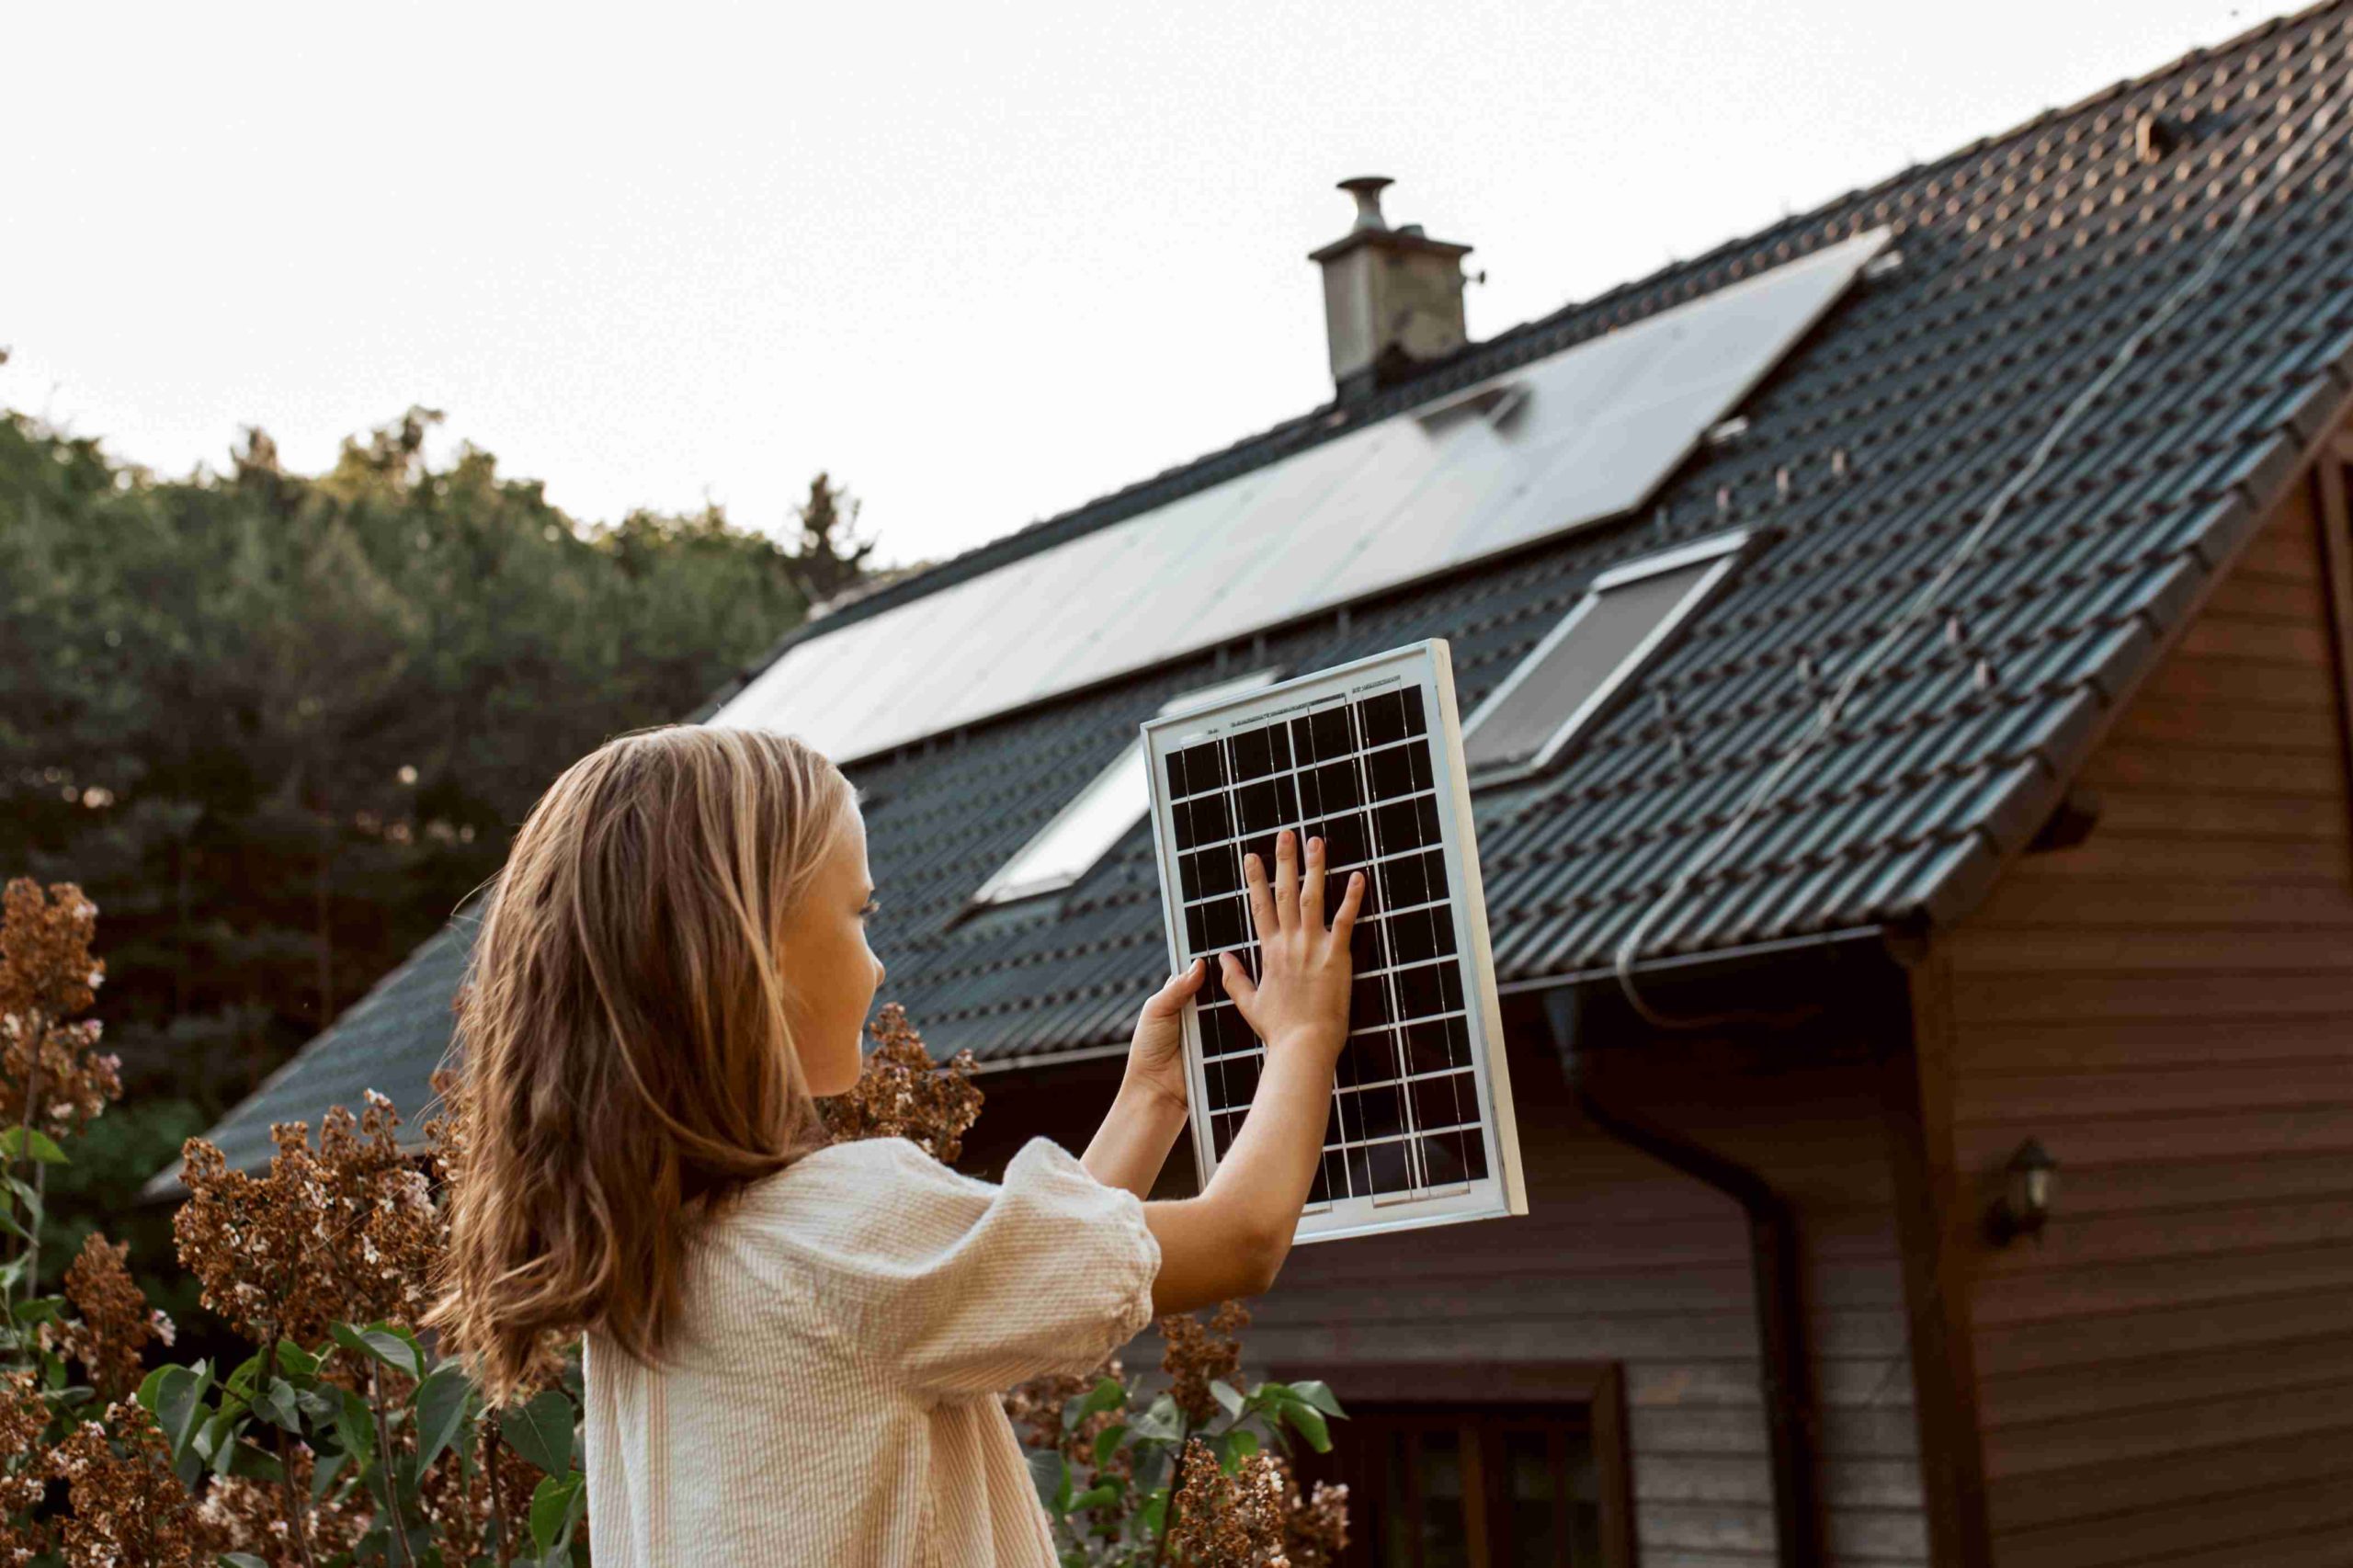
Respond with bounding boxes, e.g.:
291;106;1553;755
164;3;2353;1183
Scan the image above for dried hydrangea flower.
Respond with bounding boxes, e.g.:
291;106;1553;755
1165;1436;1295;1566
0;1370;53;1563
0;880;121;1137
191;1441;369;1567
819;1002;982;1162
58;1232;161;1403
1160;1299;1251;1426
1284;1474;1351;1568
51;1402;201;1568
174;1091;439;1347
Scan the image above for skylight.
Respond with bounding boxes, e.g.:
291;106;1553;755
970;668;1281;905
1461;532;1745;784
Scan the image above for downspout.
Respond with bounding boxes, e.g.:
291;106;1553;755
1542;984;1824;1568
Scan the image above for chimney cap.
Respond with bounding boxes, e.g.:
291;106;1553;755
1337;176;1394;233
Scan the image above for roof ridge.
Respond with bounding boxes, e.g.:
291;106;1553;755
691;0;2350;735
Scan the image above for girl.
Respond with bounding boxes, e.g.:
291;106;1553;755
426;722;1362;1565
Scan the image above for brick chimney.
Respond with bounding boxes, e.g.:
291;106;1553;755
1308;176;1473;403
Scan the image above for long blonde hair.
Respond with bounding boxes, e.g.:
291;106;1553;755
424;723;854;1404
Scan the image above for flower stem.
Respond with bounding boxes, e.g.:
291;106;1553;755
4;1016;46;1314
264;1332;320;1568
370;1360;416;1568
483;1417;514;1567
1152;1416;1195;1567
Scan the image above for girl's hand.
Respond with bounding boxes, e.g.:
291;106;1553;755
1222;828;1364;1063
1124;956;1208;1114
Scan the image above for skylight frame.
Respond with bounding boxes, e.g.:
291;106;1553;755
968;666;1283;907
1461;529;1749;788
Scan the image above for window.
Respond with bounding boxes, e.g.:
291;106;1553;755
1284;1367;1632;1567
1461;531;1745;785
968;667;1279;905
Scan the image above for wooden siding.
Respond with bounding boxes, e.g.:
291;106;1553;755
1936;474;2353;1568
970;1024;1938;1568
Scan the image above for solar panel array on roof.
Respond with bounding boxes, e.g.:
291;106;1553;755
1142;640;1528;1243
713;229;1890;767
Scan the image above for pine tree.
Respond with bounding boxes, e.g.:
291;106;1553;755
786;472;880;608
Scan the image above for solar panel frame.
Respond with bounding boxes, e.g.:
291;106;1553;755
1141;639;1529;1244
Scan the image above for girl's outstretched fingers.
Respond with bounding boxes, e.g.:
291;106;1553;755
1332;869;1366;940
1273;827;1299;928
1301;834;1325;927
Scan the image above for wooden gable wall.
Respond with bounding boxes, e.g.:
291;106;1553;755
1923;470;2353;1568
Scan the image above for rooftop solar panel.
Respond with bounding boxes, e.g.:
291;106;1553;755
714;229;1891;766
1141;640;1529;1243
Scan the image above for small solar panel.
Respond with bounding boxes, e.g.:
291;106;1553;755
1141;640;1529;1243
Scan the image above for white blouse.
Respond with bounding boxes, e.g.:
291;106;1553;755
584;1134;1162;1566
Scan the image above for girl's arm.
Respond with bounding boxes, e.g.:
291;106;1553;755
1079;1076;1188;1201
1136;829;1360;1316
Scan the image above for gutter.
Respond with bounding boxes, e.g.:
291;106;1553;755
972;924;1902;1076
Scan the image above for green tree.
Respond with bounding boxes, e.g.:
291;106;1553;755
786;471;880;608
0;403;862;1148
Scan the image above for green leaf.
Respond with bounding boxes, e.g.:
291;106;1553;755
529;1472;585;1557
1025;1448;1065;1512
253;1377;300;1432
1128;1392;1182;1443
329;1322;425;1381
142;1363;214;1460
224;1437;285;1483
414;1365;474;1474
1279;1398;1331;1453
276;1341;321;1379
311;1446;349;1503
1209;1379;1245;1421
1140;1490;1168;1538
1283;1378;1346;1418
221;1554;272;1567
1221;1427;1261;1471
0;1127;70;1165
1068;1365;1120;1431
195;1408;242;1471
224;1347;267;1396
1131;1439;1172;1496
1092;1423;1128;1469
11;1295;63;1327
1068;1483;1120;1511
499;1389;575;1478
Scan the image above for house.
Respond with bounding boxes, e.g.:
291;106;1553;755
163;6;2353;1563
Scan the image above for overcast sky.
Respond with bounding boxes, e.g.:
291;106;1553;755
6;0;2275;570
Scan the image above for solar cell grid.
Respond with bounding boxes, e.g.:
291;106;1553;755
1145;642;1527;1239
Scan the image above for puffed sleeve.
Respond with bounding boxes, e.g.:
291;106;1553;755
822;1135;1162;1402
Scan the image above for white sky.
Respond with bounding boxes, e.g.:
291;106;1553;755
5;0;2276;570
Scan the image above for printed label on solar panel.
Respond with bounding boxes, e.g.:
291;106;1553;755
1140;639;1529;1243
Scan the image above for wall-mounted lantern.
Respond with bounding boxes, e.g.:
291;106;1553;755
1984;1137;2058;1245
